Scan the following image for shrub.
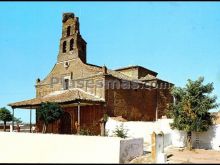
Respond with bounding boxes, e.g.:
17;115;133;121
113;124;128;138
79;128;93;136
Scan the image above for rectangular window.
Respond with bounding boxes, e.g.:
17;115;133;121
64;79;69;90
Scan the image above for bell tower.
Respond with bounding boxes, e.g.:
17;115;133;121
57;12;87;63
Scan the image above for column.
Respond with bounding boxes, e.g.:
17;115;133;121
12;108;14;131
30;109;32;133
77;102;81;133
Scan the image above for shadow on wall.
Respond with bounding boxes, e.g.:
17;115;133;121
192;125;217;150
171;125;220;150
163;133;172;148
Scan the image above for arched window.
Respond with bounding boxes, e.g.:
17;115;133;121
70;39;74;51
63;41;66;53
67;26;71;36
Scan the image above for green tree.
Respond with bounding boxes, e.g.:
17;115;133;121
36;102;64;133
0;107;13;131
166;77;218;150
13;117;22;124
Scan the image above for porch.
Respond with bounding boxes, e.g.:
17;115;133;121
8;88;106;134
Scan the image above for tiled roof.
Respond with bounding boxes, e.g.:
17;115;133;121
107;69;138;82
84;63;161;85
84;64;158;88
85;63;145;83
8;88;105;109
114;65;158;76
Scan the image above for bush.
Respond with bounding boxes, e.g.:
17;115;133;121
79;128;93;136
113;124;128;138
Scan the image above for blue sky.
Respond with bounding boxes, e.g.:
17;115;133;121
0;2;220;123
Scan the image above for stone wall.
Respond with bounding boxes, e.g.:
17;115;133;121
36;58;104;98
120;138;144;163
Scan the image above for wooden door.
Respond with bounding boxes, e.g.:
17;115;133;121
60;112;72;134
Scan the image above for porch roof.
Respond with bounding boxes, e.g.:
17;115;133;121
8;88;105;109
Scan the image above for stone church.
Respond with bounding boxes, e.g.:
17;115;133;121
9;13;173;135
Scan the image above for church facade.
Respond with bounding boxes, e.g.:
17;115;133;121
9;13;173;135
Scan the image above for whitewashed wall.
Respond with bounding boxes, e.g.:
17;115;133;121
106;117;220;151
164;133;172;148
105;118;173;145
170;125;220;151
206;125;220;150
193;125;220;150
170;130;187;148
0;132;143;163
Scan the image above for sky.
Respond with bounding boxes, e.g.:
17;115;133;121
0;2;220;123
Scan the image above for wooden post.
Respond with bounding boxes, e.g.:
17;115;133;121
77;102;81;133
12;108;14;131
100;122;105;136
30;108;32;133
151;131;156;163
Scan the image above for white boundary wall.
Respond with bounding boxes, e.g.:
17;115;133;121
106;117;220;151
0;132;143;163
192;124;220;150
106;118;173;146
172;125;220;150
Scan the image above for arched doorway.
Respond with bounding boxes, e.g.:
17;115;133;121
60;112;72;134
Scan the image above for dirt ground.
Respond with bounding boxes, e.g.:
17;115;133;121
129;146;220;164
165;146;220;164
129;151;152;164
